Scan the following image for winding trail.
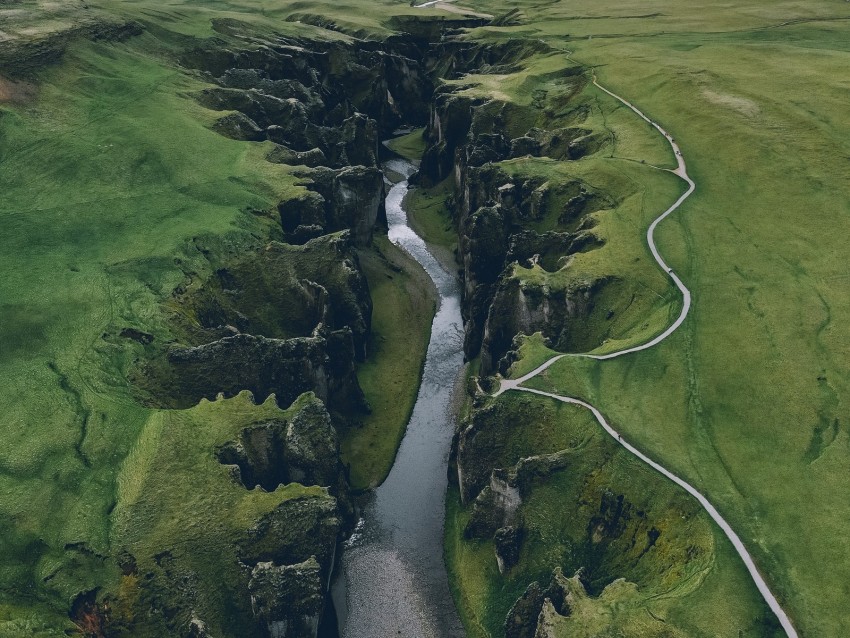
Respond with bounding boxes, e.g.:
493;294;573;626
495;75;798;638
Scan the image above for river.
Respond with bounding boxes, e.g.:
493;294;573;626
330;156;466;637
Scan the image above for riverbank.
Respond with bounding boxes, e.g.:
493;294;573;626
333;157;465;636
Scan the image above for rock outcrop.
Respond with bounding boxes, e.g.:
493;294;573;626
282;166;386;246
479;273;612;375
239;494;342;636
216;394;344;492
248;558;324;638
414;58;621;373
164;330;368;416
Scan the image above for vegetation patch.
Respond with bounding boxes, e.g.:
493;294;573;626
343;235;437;489
446;392;781;637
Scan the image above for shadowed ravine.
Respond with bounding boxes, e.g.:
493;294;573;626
331;157;465;637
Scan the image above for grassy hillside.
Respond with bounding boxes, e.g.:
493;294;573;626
3;0;848;634
446;394;780;638
469;1;850;635
0;28;294;632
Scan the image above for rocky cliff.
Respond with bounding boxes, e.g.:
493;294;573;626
417;72;616;373
119;20;502;638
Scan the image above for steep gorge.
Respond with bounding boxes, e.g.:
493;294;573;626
116;19;668;637
0;10;726;638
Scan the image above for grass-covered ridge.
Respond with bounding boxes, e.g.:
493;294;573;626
445;393;780;637
455;0;850;635
0;29;298;632
111;392;333;636
0;0;441;631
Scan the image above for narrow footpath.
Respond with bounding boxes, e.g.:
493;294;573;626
495;75;798;638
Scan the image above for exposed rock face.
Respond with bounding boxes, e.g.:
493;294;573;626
479;274;612;375
415;60;620;372
216;394;343;491
504;571;569;638
165;330;368;415
454;400;571;505
282;166;386;246
239;495;342;636
464;469;522;539
284;398;340;487
164;232;373;361
240;495;340;572
248;559;324;637
267;144;327;168
494;525;523;573
187;36;439;256
186;36;435;164
452;167;611;372
217;420;288;491
420;90;480;183
212;111;265;141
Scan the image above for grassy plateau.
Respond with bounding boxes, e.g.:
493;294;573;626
448;0;850;636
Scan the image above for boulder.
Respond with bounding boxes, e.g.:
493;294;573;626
212;112;265;141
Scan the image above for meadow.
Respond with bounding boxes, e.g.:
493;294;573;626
453;0;850;634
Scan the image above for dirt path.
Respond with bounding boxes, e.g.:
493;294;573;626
495;75;798;638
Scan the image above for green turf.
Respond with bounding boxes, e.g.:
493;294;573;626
0;1;433;628
111;392;327;636
445;393;780;637
0;27;302;629
469;2;850;635
404;176;458;266
385;127;428;161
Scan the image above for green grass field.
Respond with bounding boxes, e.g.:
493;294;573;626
0;1;436;630
344;236;436;489
445;393;780;638
0;30;299;631
459;1;850;635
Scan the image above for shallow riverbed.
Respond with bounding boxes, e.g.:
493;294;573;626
330;157;465;637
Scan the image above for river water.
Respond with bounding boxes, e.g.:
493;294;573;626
330;157;466;637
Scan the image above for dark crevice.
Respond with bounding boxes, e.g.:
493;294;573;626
47;361;92;469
